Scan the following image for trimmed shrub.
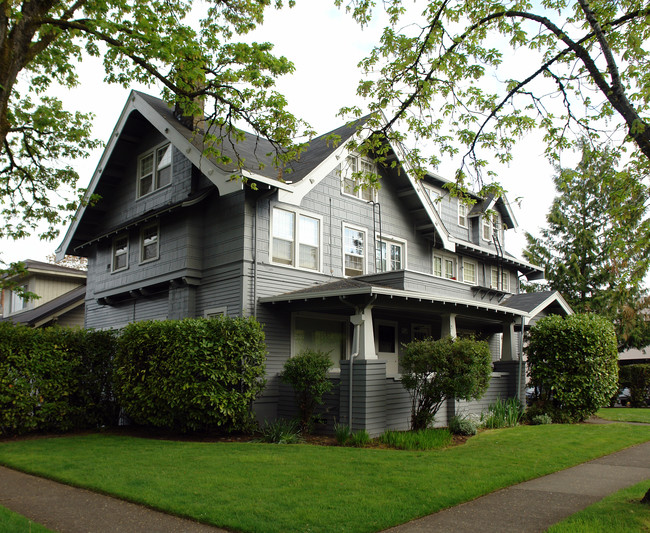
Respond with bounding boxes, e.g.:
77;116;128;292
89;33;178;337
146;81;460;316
448;415;478;436
402;336;492;430
280;349;333;433
0;323;118;436
619;364;650;407
113;316;266;433
530;414;553;425
527;313;619;422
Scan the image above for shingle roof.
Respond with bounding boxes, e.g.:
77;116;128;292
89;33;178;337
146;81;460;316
136;91;366;183
501;291;570;314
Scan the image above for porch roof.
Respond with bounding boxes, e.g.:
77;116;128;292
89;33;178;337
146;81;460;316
260;278;528;319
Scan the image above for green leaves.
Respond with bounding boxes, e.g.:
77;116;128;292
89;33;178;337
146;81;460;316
113;316;267;433
527;313;619;422
402;336;492;430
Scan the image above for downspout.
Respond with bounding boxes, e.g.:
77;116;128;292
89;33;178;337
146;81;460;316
253;189;276;318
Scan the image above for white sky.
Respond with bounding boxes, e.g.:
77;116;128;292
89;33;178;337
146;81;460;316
1;0;565;265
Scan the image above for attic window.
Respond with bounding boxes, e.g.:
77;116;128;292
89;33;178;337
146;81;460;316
341;155;377;202
138;143;172;198
458;202;468;228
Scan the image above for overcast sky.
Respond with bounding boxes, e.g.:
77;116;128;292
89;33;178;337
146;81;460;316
1;0;563;266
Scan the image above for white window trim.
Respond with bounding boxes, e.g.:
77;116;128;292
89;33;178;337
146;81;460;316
375;234;407;272
433;251;458;281
9;284;28;314
136;141;172;199
112;235;129;273
340;154;378;202
482;215;492;242
458;202;468;228
490;267;511;292
342;223;367;277
462;258;478;285
204;306;227;318
269;205;323;272
139;222;160;264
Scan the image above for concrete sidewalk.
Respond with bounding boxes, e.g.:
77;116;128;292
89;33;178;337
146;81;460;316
384;440;650;533
0;440;648;533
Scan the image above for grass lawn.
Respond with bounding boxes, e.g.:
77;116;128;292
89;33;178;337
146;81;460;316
597;407;650;424
546;480;650;532
0;424;649;533
0;505;53;533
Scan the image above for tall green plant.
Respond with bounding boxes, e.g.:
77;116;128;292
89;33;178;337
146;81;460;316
280;349;333;433
114;316;266;433
527;314;619;422
402;336;491;430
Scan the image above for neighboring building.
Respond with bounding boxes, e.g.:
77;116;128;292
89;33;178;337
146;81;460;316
56;91;571;435
1;260;86;328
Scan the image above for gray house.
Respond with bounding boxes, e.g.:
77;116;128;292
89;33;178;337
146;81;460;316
57;91;571;435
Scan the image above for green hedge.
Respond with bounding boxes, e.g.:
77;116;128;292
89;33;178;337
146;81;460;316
0;323;118;435
527;313;619;422
619;364;650;407
113;317;267;432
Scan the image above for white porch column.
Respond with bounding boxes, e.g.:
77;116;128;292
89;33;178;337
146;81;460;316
440;313;457;338
501;322;518;361
350;305;377;360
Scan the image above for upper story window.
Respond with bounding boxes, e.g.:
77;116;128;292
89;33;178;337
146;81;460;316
138;143;172;198
491;267;510;292
341;155;377;202
343;226;366;276
462;258;478;285
433;252;456;280
271;207;320;271
9;285;27;313
458;202;468;228
112;235;129;272
482;214;492;241
140;223;159;263
376;238;404;272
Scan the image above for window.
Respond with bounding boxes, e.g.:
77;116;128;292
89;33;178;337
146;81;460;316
138;143;172;197
9;285;27;313
204;307;227;317
425;186;442;214
433;252;456;280
343;226;365;276
490;267;510;292
376;238;404;272
375;320;399;375
293;314;347;369
462;259;477;284
271;207;320;270
140;223;159;263
112;235;129;272
482;215;492;241
458;202;468;227
341;155;376;202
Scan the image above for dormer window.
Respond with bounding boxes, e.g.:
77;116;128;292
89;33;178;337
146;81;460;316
482;215;492;241
458;202;468;228
341;155;377;202
138;143;172;198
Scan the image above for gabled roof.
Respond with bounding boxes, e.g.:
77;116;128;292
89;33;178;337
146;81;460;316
0;285;86;327
501;290;573;320
3;260;86;281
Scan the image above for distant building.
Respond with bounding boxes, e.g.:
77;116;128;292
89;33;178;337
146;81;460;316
1;260;86;328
